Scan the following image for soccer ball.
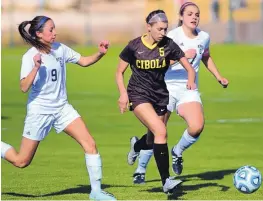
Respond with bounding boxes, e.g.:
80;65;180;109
233;165;262;194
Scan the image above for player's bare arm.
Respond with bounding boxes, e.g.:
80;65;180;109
20;53;42;93
202;54;229;88
178;57;196;90
116;58;129;114
77;40;109;67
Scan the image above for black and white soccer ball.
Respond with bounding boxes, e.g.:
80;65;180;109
233;165;262;194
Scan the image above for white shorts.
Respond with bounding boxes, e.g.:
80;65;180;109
166;82;202;113
22;103;80;141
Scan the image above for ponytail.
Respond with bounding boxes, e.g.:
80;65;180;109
18;16;51;53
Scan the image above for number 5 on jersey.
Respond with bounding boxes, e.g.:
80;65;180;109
159;47;164;57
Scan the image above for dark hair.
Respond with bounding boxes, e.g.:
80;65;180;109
18;16;51;53
146;9;166;25
178;2;199;27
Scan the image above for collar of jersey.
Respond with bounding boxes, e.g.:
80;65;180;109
180;26;199;40
141;33;158;50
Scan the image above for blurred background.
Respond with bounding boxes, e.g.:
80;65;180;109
2;1;263;200
2;0;263;46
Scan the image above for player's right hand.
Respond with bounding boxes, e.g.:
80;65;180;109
185;49;196;59
118;93;129;114
218;77;229;88
98;40;110;55
33;53;42;68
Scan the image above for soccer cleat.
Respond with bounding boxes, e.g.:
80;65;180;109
127;136;139;165
89;190;116;200
171;147;183;175
133;173;145;184
163;177;183;193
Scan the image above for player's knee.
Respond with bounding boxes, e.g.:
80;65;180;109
189;124;204;137
82;138;97;154
152;126;167;141
13;158;31;168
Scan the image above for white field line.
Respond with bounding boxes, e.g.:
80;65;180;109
170;118;263;125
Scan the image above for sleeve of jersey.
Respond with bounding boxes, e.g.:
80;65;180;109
20;54;34;80
203;36;211;57
167;31;173;39
119;43;133;63
167;31;179;44
62;44;81;63
169;41;185;61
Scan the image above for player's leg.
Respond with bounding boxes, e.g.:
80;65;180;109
128;98;170;166
132;117;162;184
177;101;204;151
133;94;176;184
171;91;204;175
163;111;172;126
173;101;204;155
132;103;182;192
63;118;115;200
1;138;39;168
129;131;153;166
133;149;153;184
56;104;115;200
1;113;53;168
128;117;162;167
129;129;153;165
127;98;156;167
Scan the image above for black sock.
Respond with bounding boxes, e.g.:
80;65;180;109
134;134;153;152
153;143;170;185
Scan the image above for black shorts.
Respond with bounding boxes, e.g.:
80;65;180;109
128;93;168;116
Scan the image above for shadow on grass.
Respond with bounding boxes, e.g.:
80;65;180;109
3;184;132;198
1;116;10;120
3;169;236;199
144;169;236;200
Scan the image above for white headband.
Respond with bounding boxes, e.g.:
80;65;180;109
148;13;168;24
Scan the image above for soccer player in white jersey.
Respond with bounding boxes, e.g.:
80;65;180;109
1;16;116;200
131;2;229;184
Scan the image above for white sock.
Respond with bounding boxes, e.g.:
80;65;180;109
1;141;12;159
135;149;153;174
85;153;102;193
173;129;198;157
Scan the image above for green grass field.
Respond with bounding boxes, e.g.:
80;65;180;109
1;44;263;200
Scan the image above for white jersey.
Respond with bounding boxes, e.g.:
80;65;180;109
165;26;210;88
20;42;81;114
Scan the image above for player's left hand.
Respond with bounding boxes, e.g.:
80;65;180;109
98;40;110;54
218;77;229;88
186;81;197;90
